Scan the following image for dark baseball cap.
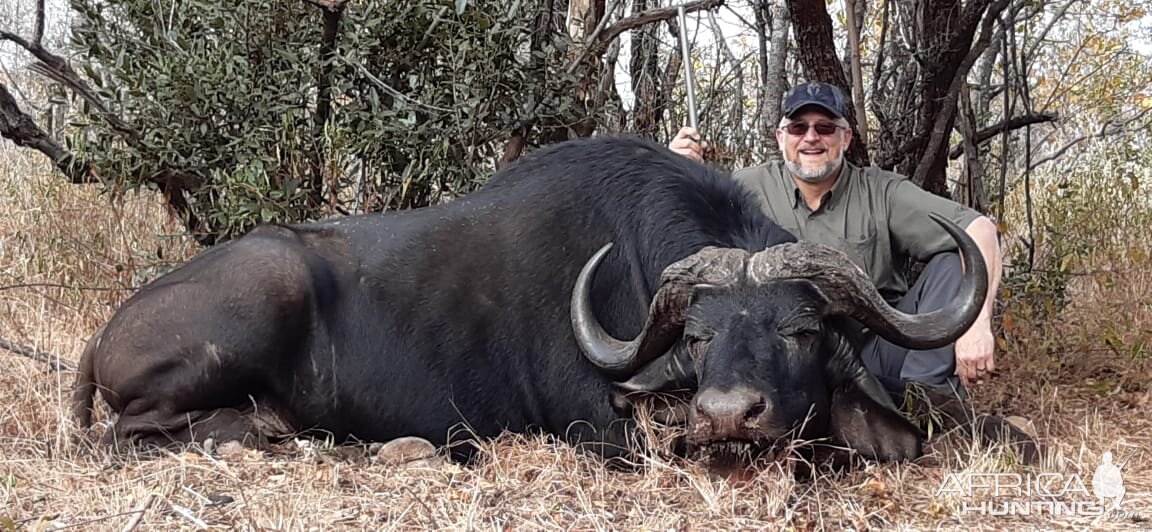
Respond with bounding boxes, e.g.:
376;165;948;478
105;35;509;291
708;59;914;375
781;81;847;119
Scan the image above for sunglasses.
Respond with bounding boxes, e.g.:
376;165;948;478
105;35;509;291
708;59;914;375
782;121;845;137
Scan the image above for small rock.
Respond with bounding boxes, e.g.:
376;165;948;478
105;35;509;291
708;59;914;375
375;437;437;466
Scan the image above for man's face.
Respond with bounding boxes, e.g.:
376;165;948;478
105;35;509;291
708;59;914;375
775;109;852;184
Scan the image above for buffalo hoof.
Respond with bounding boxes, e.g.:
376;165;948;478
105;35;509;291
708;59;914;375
973;414;1043;465
906;386;1043;466
375;436;439;466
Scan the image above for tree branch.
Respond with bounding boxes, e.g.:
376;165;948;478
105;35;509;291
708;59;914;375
948;112;1059;159
1024;0;1076;61
0;31;32;51
0;30;213;242
33;0;46;47
0;83;211;243
565;0;724;75
707;9;740;104
0;336;74;372
0;82;98;183
0;30;136;136
27;62;140;140
1027;108;1151;171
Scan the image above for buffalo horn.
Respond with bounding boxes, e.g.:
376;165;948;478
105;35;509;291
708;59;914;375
571;243;746;374
748;213;987;350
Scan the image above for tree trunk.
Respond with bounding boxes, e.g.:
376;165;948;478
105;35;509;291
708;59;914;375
843;0;868;144
909;0;1012;196
310;1;346;210
630;0;663;138
762;0;790;162
956;83;988;212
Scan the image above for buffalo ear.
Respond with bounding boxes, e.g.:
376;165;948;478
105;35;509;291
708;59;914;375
615;344;696;394
823;336;924;462
610;343;697;422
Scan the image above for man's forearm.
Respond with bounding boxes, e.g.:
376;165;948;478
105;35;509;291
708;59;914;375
964;216;1003;324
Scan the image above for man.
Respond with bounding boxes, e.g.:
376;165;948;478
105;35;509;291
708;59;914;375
667;81;1002;399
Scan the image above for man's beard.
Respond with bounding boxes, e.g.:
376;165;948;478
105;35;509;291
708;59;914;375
785;151;844;183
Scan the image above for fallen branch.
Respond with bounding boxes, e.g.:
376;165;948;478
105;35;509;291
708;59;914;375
0;337;74;372
168;503;208;529
120;494;157;532
0;281;137;292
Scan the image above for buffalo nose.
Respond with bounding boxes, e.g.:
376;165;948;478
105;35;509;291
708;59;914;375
692;386;768;439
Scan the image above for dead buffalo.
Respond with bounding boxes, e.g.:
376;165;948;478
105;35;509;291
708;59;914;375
72;136;990;463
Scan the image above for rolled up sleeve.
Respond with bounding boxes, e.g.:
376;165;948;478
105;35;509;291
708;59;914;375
887;180;982;262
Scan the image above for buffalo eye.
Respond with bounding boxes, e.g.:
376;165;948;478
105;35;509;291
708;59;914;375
776;318;821;339
683;316;714;359
683;326;713;360
689;337;711;359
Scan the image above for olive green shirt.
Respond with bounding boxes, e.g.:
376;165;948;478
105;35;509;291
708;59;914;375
733;161;981;304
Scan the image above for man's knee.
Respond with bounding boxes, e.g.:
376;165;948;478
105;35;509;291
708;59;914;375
922;251;962;281
911;252;964;312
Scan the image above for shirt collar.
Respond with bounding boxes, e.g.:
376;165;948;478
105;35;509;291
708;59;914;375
786;161;858;212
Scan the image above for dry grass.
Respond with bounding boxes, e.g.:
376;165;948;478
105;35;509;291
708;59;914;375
3;145;1152;531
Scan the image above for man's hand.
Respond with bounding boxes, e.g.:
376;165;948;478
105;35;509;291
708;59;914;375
668;126;708;162
954;216;1002;390
955;319;996;389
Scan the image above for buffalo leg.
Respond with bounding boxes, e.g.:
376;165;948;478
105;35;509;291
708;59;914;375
83;227;320;451
108;406;267;451
827;383;924;462
906;384;1042;465
821;335;924;462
